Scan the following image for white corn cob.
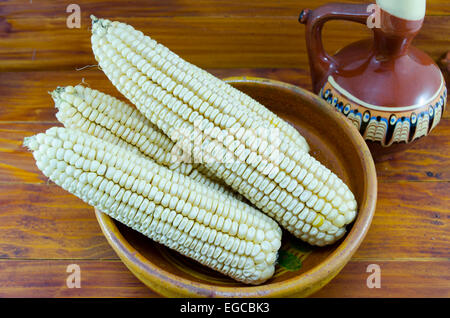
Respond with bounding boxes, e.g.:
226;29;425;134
90;17;309;154
151;54;311;153
52;85;189;173
53;85;238;198
24;127;282;285
91;17;358;246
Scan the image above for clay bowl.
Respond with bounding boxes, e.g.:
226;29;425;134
95;77;377;297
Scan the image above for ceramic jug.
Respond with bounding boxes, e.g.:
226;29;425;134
300;0;447;160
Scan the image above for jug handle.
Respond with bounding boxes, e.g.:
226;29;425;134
299;3;371;93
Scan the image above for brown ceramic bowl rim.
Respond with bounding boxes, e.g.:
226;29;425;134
95;77;377;297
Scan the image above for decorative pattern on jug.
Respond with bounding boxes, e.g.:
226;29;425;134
320;75;447;147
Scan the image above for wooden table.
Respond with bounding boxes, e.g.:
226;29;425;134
0;0;448;297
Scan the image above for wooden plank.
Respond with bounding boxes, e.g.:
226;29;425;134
0;183;117;259
314;260;450;298
0;69;313;122
0;259;447;297
0;71;448;185
0;182;447;260
0;15;448;71
0;68;447;123
1;119;449;184
354;182;449;259
0;122;57;184
0;260;155;298
1;0;449;18
375;118;450;182
0;70;121;122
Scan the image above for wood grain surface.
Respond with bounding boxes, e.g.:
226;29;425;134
2;0;449;17
0;259;448;298
0;1;449;71
0;0;449;298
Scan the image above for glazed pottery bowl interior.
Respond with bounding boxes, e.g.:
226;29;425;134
95;77;377;297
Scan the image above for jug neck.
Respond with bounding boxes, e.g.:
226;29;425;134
372;10;423;58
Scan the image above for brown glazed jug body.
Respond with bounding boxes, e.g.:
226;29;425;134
300;1;446;161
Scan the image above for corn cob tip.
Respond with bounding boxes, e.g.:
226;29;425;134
23;135;39;151
50;86;66;103
52;85;81;106
91;15;111;35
